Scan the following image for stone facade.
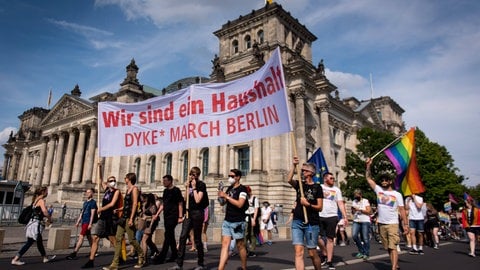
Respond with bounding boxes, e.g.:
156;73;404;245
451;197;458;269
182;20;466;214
2;3;404;219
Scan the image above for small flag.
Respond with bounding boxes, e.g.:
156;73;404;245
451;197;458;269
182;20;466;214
307;147;329;184
384;127;425;196
47;89;52;108
464;192;474;203
449;193;459;204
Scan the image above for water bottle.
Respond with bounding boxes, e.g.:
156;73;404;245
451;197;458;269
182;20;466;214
218;181;226;204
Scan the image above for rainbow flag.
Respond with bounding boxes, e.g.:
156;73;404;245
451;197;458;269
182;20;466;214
384;127;425;196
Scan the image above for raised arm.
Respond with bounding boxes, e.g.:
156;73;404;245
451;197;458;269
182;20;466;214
287;156;299;187
365;158;376;190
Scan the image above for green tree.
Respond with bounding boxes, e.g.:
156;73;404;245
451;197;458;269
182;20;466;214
341;127;465;210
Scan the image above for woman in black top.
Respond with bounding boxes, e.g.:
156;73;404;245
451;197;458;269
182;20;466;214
11;186;56;265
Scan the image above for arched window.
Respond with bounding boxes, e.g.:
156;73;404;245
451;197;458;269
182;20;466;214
149;156;156;184
237;146;250;176
165;153;172;175
134;157;141;179
201;148;209;179
232;40;239;54
245;35;251;49
182;151;189;182
257;30;264;43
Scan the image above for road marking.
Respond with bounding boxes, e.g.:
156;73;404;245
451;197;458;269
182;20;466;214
281;242;453;270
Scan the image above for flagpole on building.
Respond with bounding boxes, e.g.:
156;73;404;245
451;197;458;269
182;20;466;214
290;132;308;223
369;130;409;160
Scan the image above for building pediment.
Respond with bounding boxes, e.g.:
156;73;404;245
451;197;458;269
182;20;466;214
40;94;94;128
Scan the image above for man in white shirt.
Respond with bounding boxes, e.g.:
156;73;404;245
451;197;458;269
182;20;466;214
366;158;408;270
405;194;426;255
318;172;348;270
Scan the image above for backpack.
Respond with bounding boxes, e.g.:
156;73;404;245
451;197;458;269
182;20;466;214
240;185;250;212
18;203;34;225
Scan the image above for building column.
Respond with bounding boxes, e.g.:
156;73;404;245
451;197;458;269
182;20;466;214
41;136;56;185
72;126;87;184
51;132;66;185
251;139;263;174
83;124;97;184
293;88;307;161
61;129;77;185
34;138;48;187
207;146;219;178
318;102;331;165
2;154;10;179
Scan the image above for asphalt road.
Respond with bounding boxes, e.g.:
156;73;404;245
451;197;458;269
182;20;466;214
0;226;478;270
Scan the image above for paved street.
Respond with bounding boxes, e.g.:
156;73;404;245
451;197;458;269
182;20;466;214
1;225;478;270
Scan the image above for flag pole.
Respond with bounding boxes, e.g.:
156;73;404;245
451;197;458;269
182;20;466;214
185;149;190;219
370;130;408;160
290;132;308;224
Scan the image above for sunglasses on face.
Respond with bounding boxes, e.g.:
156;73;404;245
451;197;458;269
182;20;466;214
228;174;236;177
108;179;116;183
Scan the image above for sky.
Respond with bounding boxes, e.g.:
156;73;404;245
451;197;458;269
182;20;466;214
0;0;479;187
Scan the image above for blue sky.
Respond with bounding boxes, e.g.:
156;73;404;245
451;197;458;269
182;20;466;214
1;0;479;187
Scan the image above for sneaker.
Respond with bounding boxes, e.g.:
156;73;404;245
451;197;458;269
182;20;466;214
468;253;476;257
321;256;327;266
248;251;257;257
434;244;439;250
409;248;418;255
43;255;56;263
11;259;26;266
417;250;424;255
168;265;183;270
328;262;336;270
339;242;346;247
81;260;94;269
66;252;77;260
362;255;369;260
355;253;364;258
266;241;273;246
133;262;144;269
193;265;205;270
102;266;118;270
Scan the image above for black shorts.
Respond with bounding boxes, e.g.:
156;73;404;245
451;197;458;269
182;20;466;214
319;216;339;239
466;227;480;235
91;218;116;238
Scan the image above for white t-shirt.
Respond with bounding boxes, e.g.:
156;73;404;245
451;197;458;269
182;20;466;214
260;205;274;230
374;185;404;224
246;196;259;215
407;195;425;220
319;184;343;218
352;198;371;223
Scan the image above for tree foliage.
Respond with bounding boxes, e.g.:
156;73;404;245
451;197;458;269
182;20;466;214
340;127;466;210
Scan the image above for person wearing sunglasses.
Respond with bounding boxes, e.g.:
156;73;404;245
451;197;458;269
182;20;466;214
366;158;408;270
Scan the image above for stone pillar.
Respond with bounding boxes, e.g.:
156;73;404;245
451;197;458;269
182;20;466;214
8;153;17;180
318;102;331;164
155;154;162;184
61;129;77;185
2;154;9;179
82;125;97;184
72;126;87;184
51;132;66;185
251;139;262;174
207;146;219;178
34;138;48;186
42;136;56;185
293;88;307;161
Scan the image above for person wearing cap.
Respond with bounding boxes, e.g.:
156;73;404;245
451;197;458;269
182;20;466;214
366;158;408;270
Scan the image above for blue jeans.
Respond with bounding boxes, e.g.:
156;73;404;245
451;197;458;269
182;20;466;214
352;221;371;256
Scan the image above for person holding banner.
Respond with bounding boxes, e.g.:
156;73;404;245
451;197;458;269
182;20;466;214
366;158;408;270
287;156;323;270
103;173;144;270
169;167;208;270
82;175;121;268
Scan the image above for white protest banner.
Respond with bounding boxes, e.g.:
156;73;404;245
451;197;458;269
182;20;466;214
98;47;292;157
